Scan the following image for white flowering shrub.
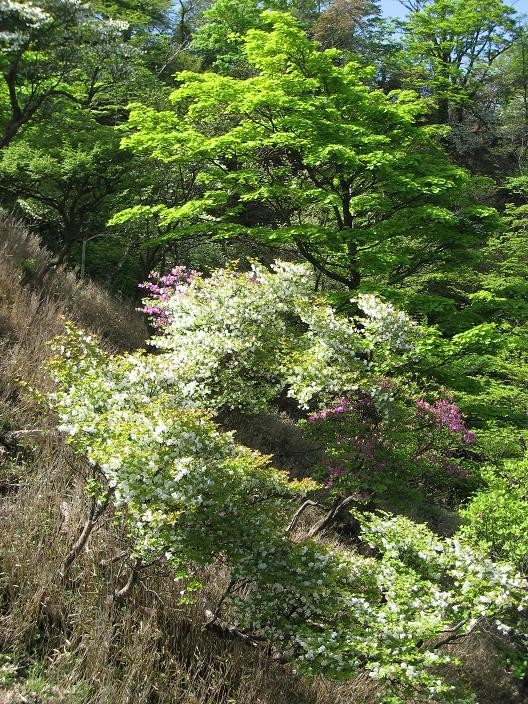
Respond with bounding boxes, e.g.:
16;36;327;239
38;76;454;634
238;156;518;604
229;515;528;700
142;261;419;411
48;265;528;703
50;325;316;569
355;293;421;354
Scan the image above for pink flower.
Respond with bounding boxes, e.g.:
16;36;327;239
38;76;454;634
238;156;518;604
416;399;476;444
139;266;200;328
325;462;346;488
308;397;355;423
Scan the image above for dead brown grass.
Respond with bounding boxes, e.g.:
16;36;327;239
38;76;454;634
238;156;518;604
446;634;526;704
0;212;524;704
0;211;146;351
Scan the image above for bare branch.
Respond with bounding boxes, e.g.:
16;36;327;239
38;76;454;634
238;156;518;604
113;559;141;604
433;617;485;649
286;500;318;534
307;496;359;538
61;491;112;578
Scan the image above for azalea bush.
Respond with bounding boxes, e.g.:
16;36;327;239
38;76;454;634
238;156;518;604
138;266;199;328
48;262;528;703
304;387;479;506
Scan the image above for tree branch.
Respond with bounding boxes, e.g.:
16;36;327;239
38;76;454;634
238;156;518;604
286;500;318;534
307;496;359;538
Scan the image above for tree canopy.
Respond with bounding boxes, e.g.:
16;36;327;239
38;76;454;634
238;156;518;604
116;11;497;291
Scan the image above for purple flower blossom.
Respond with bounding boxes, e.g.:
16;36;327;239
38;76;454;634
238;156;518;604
139;266;200;328
308;397;355;423
416;399;476;445
442;459;471;479
324;461;346;488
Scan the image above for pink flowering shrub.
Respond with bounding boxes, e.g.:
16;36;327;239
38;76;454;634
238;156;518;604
139;266;200;328
305;387;479;506
416;399;477;445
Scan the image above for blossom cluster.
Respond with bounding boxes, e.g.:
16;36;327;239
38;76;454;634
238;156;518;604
354;294;422;354
416;399;477;444
139;260;419;412
1;0;51;48
307;396;354;422
305;387;478;503
139;266;199;328
1;0;128;50
229;512;528;701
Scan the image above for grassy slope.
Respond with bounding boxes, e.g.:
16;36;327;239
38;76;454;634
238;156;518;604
0;213;522;704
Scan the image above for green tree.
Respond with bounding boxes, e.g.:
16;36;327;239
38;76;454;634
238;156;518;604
402;0;517;124
313;0;403;91
313;0;380;53
0;0;135;149
190;0;323;75
461;455;528;570
377;172;528;439
117;11;497;291
0;105;130;265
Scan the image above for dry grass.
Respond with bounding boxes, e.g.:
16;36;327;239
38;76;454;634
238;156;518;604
0;211;146;350
444;633;526;704
220;409;323;479
0;212;525;704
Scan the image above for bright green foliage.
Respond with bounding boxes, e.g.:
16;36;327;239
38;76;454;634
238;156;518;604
48;269;528;703
403;0;516;123
117;11;495;290
0;106;129;257
461;457;528;569
191;0;321;73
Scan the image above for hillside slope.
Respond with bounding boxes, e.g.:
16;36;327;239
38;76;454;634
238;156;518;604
0;213;523;704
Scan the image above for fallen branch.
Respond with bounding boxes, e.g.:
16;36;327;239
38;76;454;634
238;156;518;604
286;499;318;534
204;610;267;647
307;496;359;538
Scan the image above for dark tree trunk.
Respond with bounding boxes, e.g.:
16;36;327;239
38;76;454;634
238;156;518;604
437;97;450;125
